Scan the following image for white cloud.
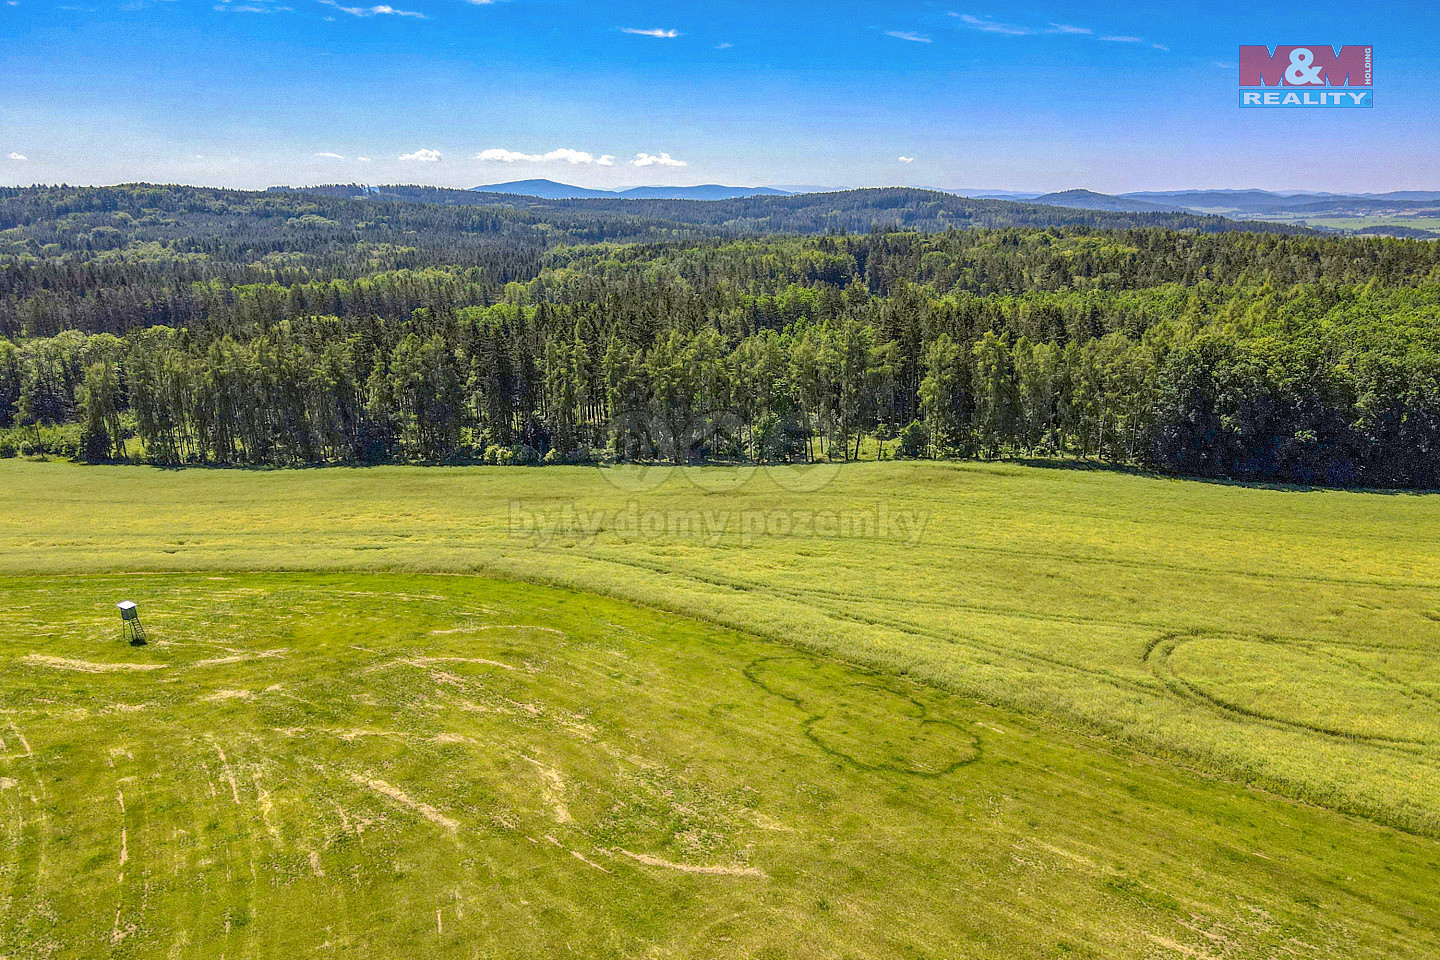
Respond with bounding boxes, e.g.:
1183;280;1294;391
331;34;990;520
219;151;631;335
357;157;372;162
7;152;26;161
399;148;443;162
476;148;615;166
472;147;682;169
1100;35;1143;43
621;27;679;38
715;42;732;50
1047;23;1091;35
886;31;931;44
1152;43;1169;52
319;1;425;17
898;156;915;164
632;152;686;168
951;13;1030;36
315;151;346;159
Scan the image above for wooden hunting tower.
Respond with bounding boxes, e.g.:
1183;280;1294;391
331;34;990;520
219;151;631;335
117;601;146;645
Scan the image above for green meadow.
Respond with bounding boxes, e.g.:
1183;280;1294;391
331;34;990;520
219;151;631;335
2;458;1440;956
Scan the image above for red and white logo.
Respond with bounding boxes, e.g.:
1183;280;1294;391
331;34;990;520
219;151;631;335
1239;45;1372;108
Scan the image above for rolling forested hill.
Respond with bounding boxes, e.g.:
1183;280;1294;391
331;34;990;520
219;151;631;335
2;183;1439;487
283;183;1296;234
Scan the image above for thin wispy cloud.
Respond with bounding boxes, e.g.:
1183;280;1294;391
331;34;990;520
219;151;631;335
7;152;26;161
215;0;292;13
632;152;686;168
477;148;615;166
955;13;1166;51
950;13;1031;36
399;148;442;162
621;27;679;38
315;151;346;159
886;31;932;44
319;1;425;18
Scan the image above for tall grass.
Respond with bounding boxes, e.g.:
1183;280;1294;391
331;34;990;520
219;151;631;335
3;458;1440;835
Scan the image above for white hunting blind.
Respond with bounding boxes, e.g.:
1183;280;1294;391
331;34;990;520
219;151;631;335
117;601;146;644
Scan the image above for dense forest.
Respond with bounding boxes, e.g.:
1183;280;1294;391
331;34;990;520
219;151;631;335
3;184;1439;487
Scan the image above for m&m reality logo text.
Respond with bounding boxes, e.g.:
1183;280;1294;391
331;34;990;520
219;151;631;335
1239;45;1373;108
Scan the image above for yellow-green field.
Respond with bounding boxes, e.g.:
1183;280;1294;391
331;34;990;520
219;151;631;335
2;459;1440;956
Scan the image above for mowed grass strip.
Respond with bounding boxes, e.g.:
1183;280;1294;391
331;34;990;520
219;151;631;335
0;573;1437;959
3;458;1439;838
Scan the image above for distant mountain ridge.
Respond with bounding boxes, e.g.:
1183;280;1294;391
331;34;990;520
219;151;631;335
272;181;1435;239
277;183;1304;237
1031;189;1185;214
938;188;1043;201
300;180;1440;220
460;181;1440;220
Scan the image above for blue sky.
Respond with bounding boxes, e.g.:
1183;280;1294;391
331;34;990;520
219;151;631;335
2;0;1436;192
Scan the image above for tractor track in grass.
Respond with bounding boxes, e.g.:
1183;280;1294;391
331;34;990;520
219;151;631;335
569;550;1174;695
742;656;983;778
1144;634;1440;752
570;551;1440;764
2;571;1440;955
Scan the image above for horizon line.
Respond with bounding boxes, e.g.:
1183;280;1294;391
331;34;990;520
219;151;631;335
4;180;1438;197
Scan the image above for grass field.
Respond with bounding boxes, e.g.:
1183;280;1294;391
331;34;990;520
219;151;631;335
3;572;1439;958
2;459;1440;956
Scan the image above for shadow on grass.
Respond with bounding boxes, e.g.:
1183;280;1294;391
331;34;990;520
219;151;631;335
47;451;1440;495
1002;456;1440;496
